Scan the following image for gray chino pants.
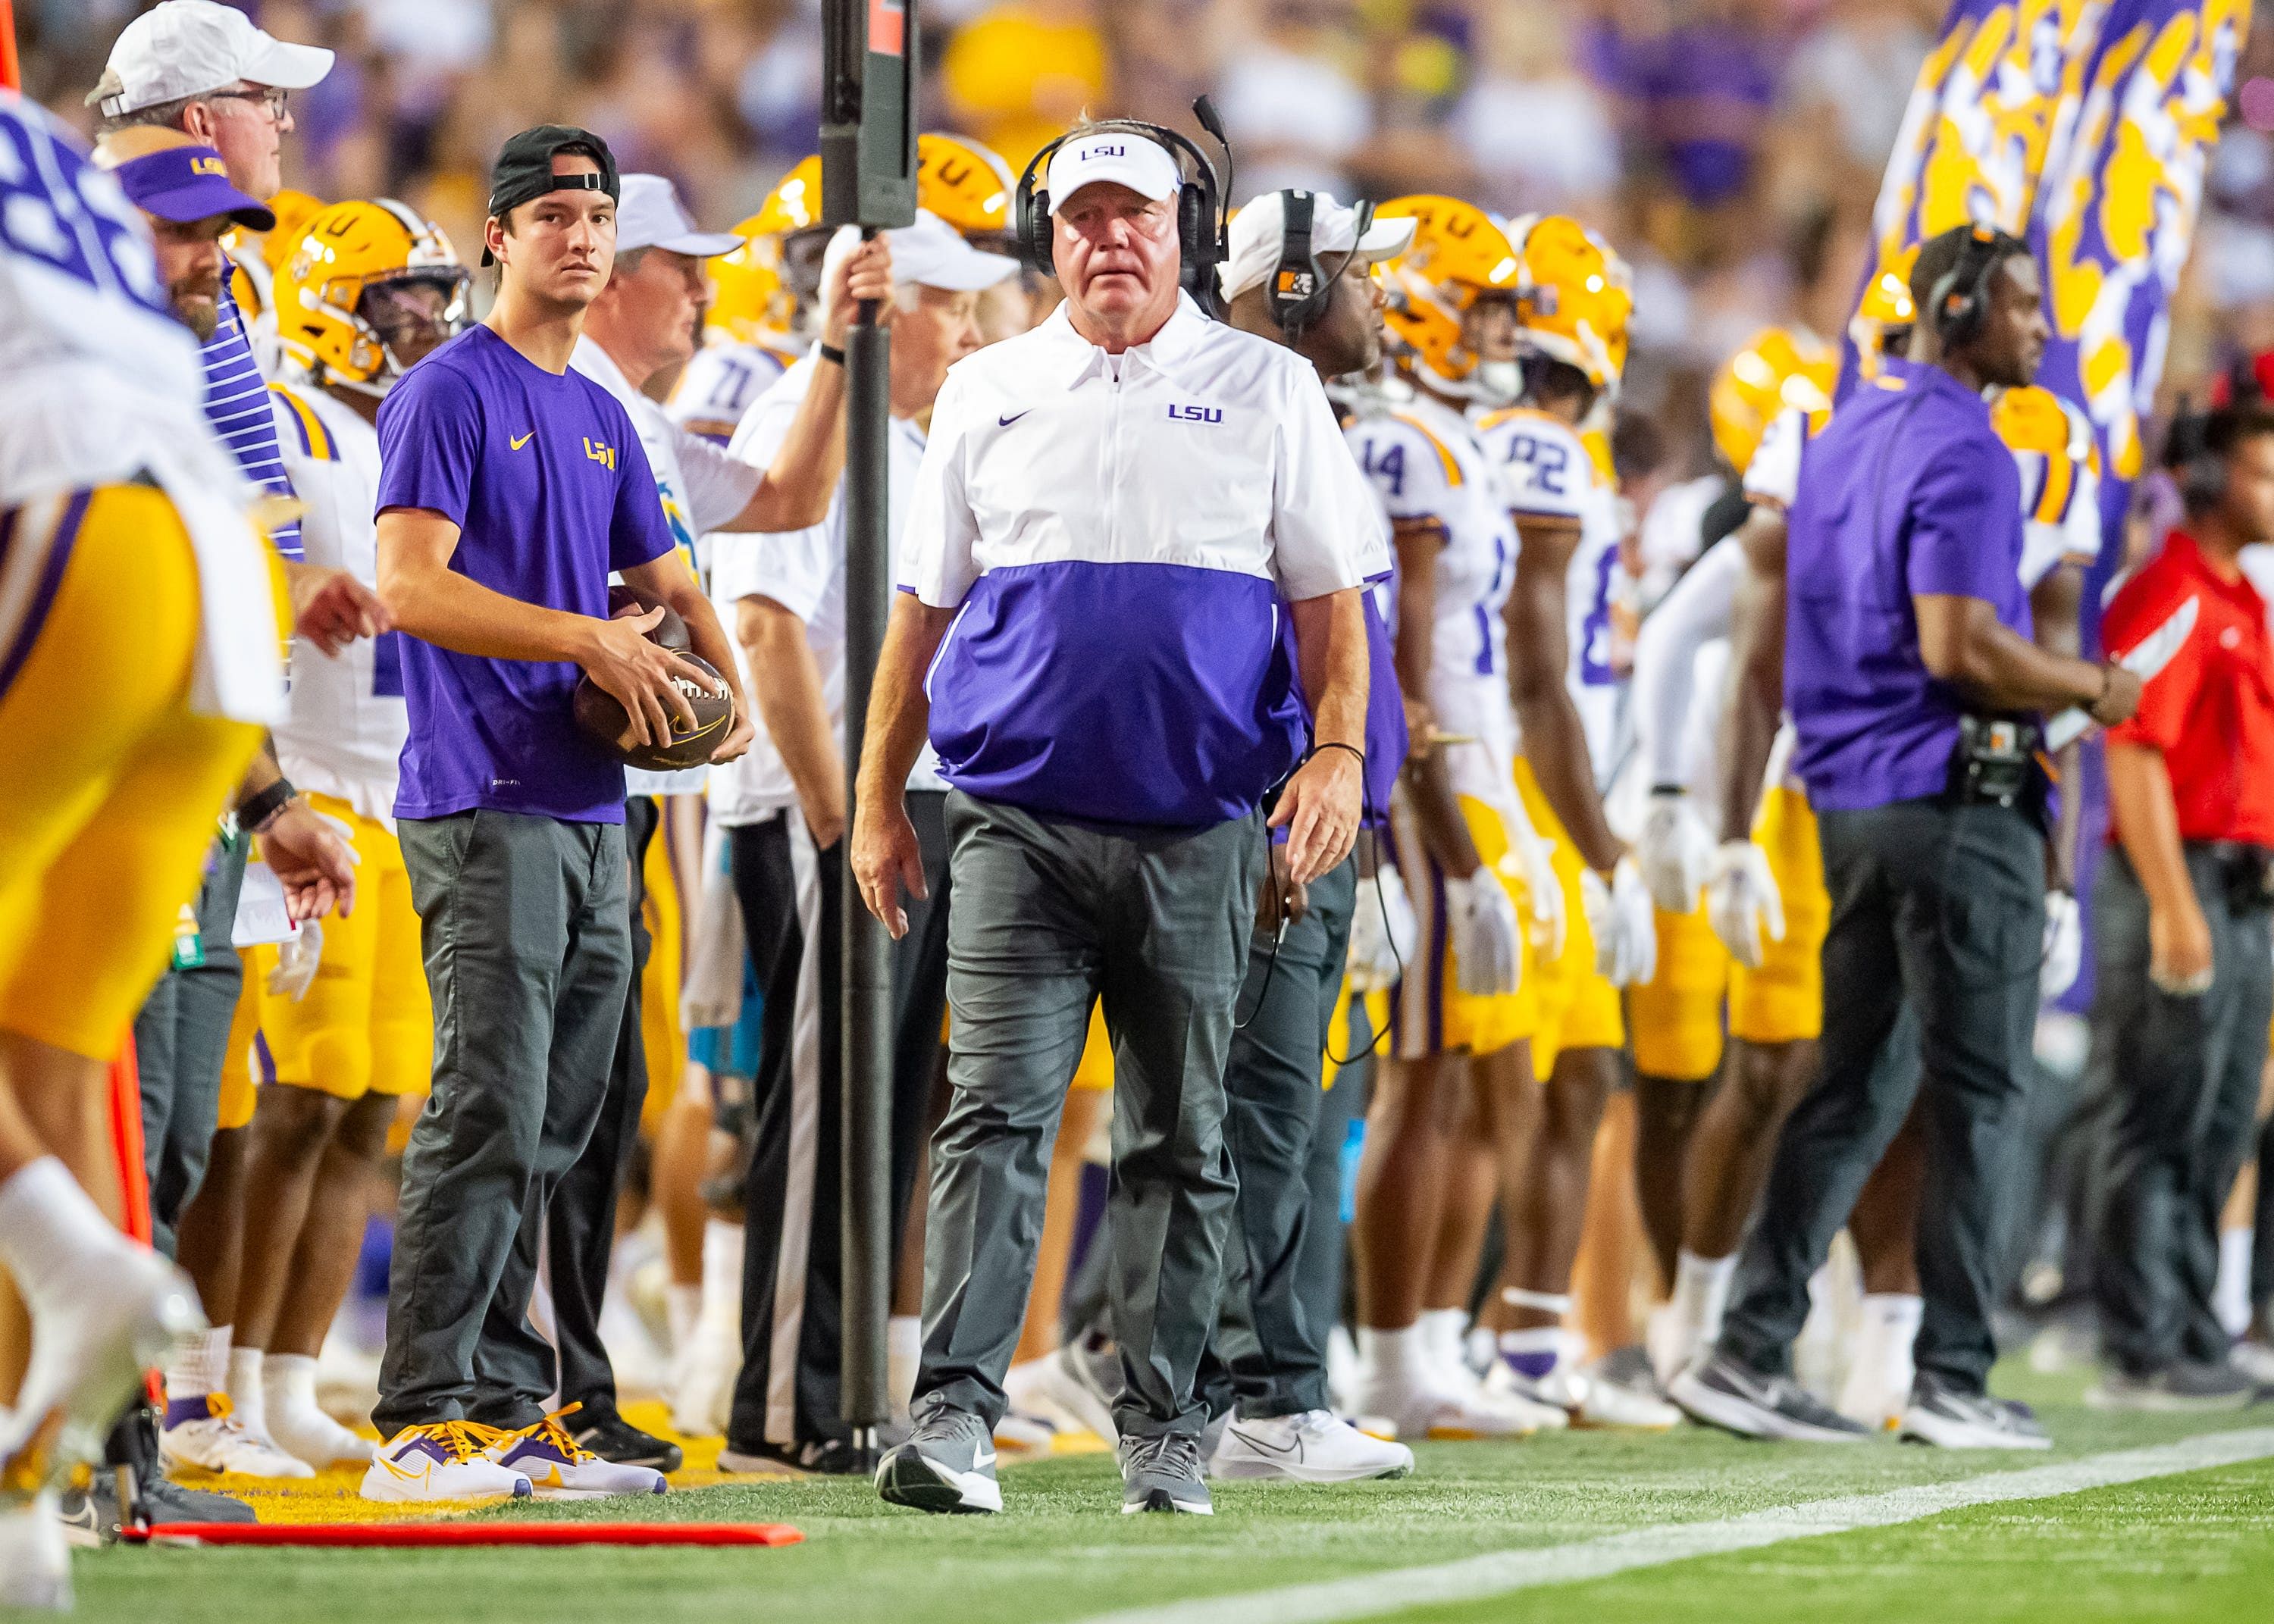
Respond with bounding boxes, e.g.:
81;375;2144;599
913;792;1264;1441
375;809;631;1436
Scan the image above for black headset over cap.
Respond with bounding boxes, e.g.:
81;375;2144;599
1015;99;1232;316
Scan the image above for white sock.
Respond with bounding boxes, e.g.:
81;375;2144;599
1357;1324;1429;1389
2216;1228;2254;1337
1672;1250;1737;1344
700;1221;743;1322
1839;1293;1922;1424
227;1347;265;1433
166;1322;232;1403
887;1316;922;1418
0;1157;122;1315
265;1352;321;1416
666;1282;703;1353
1417;1308;1468;1381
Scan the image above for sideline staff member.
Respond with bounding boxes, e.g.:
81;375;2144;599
1674;225;2139;1450
366;128;763;1500
857;127;1383;1516
2091;403;2274;1410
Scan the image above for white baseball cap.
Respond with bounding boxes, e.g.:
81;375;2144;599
615;174;743;258
1044;130;1182;213
91;1;334;119
1220;190;1416;304
822;210;1020;308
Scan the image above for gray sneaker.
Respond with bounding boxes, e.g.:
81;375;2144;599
1119;1431;1212;1515
2085;1360;2263;1413
1900;1375;2050;1450
1669;1351;1871;1442
875;1406;1001;1515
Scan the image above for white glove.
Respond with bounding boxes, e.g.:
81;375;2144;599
1706;840;1785;969
1580;857;1655;985
1444;868;1522;996
1508;827;1566;961
267;918;324;1002
2040;889;2082;1002
1637;789;1717;915
1346;863;1419;994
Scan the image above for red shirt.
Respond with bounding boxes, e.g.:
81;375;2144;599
2103;529;2274;847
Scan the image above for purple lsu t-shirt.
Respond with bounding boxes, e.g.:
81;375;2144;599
376;324;674;824
1784;358;2030;812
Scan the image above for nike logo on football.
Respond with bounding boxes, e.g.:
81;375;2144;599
511;430;535;449
997;411;1029;427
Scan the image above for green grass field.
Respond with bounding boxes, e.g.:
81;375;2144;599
62;1369;2274;1624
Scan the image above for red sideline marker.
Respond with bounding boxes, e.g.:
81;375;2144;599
127;1522;804;1548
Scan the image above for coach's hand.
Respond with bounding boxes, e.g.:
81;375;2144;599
821;237;898;347
853;792;928;940
581;607;701;747
262;799;359;921
1272;745;1362;888
289;561;392;656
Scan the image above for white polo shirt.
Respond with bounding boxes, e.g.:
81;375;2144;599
571;334;762;795
900;292;1388;828
707;358;943;826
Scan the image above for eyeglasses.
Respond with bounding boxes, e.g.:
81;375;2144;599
208;86;290;120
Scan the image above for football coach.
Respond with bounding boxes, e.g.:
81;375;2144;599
854;125;1386;1516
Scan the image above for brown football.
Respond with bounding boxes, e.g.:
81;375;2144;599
574;652;734;771
607;583;690;650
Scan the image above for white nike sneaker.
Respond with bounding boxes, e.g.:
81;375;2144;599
360;1422;533;1502
9;1246;204;1471
266;1398;376;1469
0;1489;70;1612
1028;1339;1120;1444
1210;1410;1415;1482
1494;1362;1681;1430
160;1398;317;1478
482;1410;667;1499
1357;1372;1558;1439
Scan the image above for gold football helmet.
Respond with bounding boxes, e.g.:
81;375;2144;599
1710;327;1838;474
1373;195;1524;401
274;198;468;392
1507;212;1633;397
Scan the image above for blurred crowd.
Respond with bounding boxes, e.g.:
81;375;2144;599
16;0;2274;474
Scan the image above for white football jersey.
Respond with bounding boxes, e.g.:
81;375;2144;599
1478;404;1624;783
1344;393;1519;815
667;333;806;445
267;379;408;827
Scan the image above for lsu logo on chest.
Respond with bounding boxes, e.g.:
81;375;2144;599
582;437;617;471
1165;403;1223;424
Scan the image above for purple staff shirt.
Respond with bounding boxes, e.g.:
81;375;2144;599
1784;356;2030;812
376;324;673;824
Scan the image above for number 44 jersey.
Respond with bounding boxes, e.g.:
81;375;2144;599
267;377;410;828
1475;404;1624;782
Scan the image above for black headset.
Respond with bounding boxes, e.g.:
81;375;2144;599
1265;190;1377;340
1924;223;2030;350
1014;99;1231;315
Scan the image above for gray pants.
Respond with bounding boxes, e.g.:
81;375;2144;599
2091;845;2273;1375
376;809;631;1435
915;792;1263;1441
1204;857;1358;1419
134;834;247;1258
1721;796;2044;1394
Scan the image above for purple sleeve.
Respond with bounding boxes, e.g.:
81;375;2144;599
374;362;480;524
1906;433;2023;603
608;418;675;573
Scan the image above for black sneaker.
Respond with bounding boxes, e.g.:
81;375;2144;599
2086;1360;2263;1413
55;1486;105;1549
1900;1375;2050;1450
1669;1351;1870;1442
1119;1431;1212;1515
875;1406;1001;1515
569;1407;684;1473
717;1436;871;1476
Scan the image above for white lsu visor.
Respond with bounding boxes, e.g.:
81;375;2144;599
818;210;1020;319
615;174;744;257
91;0;334;118
1219;191;1416;303
1044;132;1182;211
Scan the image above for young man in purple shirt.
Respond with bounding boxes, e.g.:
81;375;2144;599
360;127;761;1502
1671;226;2138;1450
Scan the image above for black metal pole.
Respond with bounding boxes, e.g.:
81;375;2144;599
821;0;915;1460
839;261;894;1446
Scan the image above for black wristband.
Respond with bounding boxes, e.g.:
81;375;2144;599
1649;782;1687;797
1311;741;1366;770
816;342;847;368
238;776;296;833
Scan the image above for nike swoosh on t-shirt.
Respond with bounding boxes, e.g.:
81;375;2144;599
511;430;535;449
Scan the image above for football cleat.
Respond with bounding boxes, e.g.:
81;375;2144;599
359;1422;532;1502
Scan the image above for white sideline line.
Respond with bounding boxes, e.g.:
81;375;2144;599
1075;1426;2274;1624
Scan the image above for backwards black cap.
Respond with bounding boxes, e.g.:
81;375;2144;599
482;124;620;267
